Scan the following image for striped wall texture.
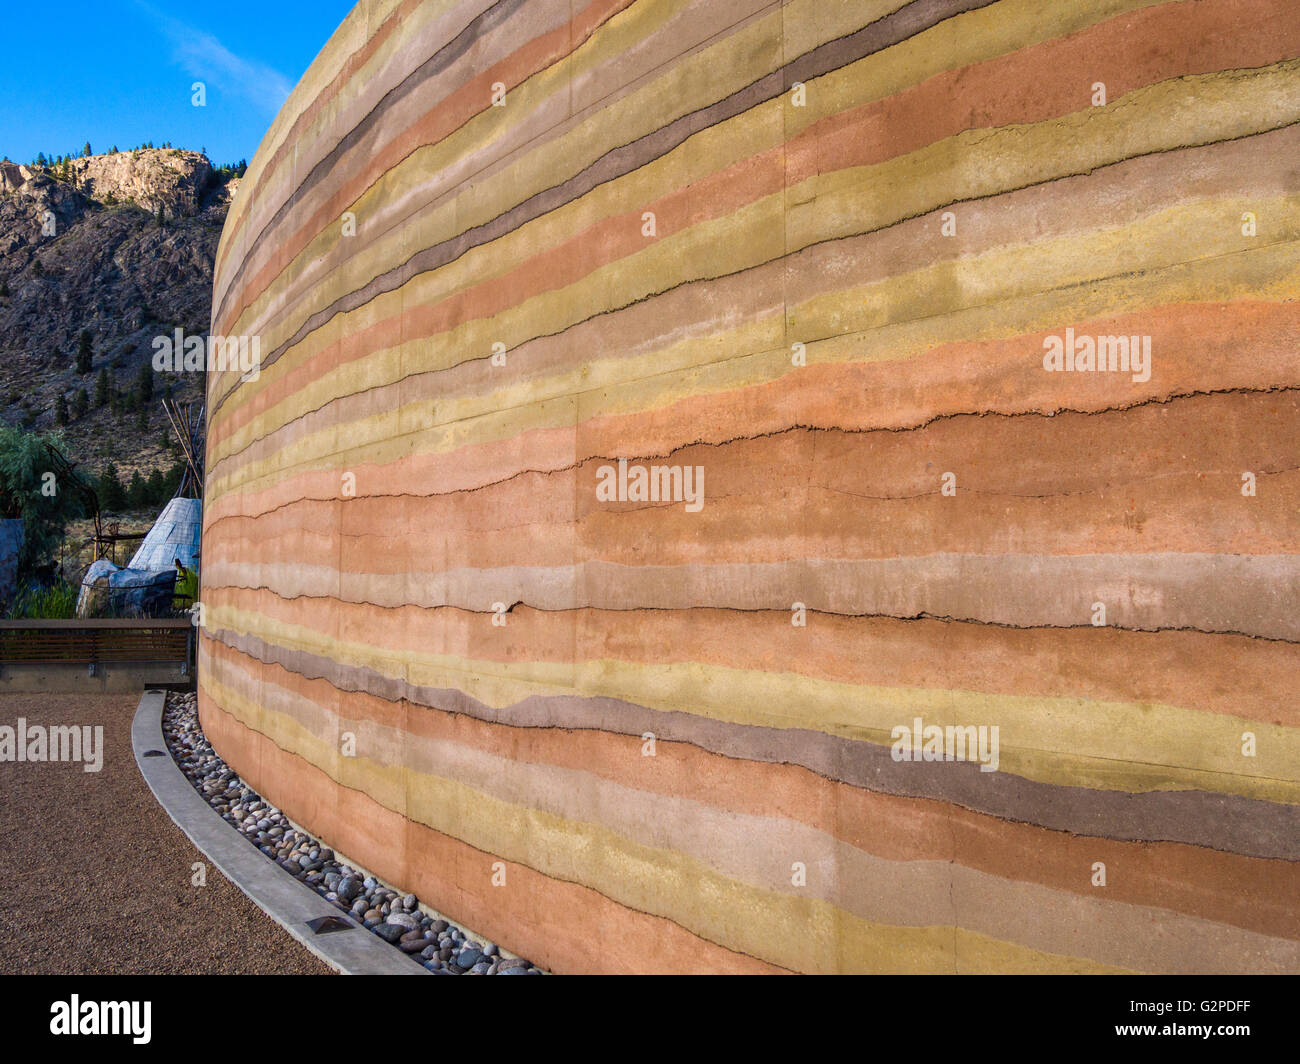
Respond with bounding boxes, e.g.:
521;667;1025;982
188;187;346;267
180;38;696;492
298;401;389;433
201;0;1300;973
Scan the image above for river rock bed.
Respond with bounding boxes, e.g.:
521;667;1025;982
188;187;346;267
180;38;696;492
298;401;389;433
162;691;544;975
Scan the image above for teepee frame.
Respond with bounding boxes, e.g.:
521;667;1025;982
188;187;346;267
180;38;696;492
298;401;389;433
162;399;204;499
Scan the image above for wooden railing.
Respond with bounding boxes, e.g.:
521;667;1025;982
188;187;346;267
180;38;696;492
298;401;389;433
0;618;193;668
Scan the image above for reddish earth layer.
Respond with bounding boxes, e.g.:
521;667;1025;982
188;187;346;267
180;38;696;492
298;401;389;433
200;590;1300;727
198;646;1300;942
200;633;1300;861
213;0;1294;351
202;390;1300;568
199;696;788;974
205;301;1300;514
210;104;1299;472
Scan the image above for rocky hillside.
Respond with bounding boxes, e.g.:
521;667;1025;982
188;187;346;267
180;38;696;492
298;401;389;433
0;148;234;479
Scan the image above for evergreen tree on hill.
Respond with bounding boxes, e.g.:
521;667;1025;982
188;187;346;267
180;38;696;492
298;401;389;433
126;470;148;509
136;361;154;404
98;464;126;511
76;330;93;374
145;466;166;504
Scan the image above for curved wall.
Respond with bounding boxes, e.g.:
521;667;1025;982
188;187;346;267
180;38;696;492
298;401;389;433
203;0;1300;973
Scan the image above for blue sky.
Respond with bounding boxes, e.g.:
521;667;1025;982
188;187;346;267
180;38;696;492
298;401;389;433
0;0;357;169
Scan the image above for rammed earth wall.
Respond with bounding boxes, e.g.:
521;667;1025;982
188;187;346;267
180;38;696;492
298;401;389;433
201;0;1300;973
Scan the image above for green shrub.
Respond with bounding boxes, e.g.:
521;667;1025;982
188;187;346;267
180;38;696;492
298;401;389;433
0;426;89;580
174;567;197;607
7;579;78;619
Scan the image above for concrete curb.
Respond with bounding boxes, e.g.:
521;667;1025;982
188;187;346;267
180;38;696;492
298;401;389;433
132;689;426;975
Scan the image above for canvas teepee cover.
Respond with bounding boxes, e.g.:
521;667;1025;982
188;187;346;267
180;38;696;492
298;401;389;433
126;496;201;572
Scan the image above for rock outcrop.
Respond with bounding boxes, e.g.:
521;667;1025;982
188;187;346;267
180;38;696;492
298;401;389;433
0;161;36;196
66;149;213;217
0;149;229;472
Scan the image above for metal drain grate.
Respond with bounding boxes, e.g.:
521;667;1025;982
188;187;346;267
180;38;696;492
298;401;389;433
306;916;356;935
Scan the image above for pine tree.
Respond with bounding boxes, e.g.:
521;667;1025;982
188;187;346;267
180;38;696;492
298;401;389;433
136;361;154;405
54;394;68;425
0;280;9;298
99;464;126;511
71;388;89;420
146;466;166;504
82;142;92;158
156;204;165;227
76;330;93;373
127;470;149;509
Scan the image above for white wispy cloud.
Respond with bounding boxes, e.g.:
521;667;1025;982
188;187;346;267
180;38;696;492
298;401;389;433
133;1;293;115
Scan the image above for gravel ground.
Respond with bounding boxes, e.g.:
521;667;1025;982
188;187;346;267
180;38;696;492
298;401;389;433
0;692;333;974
